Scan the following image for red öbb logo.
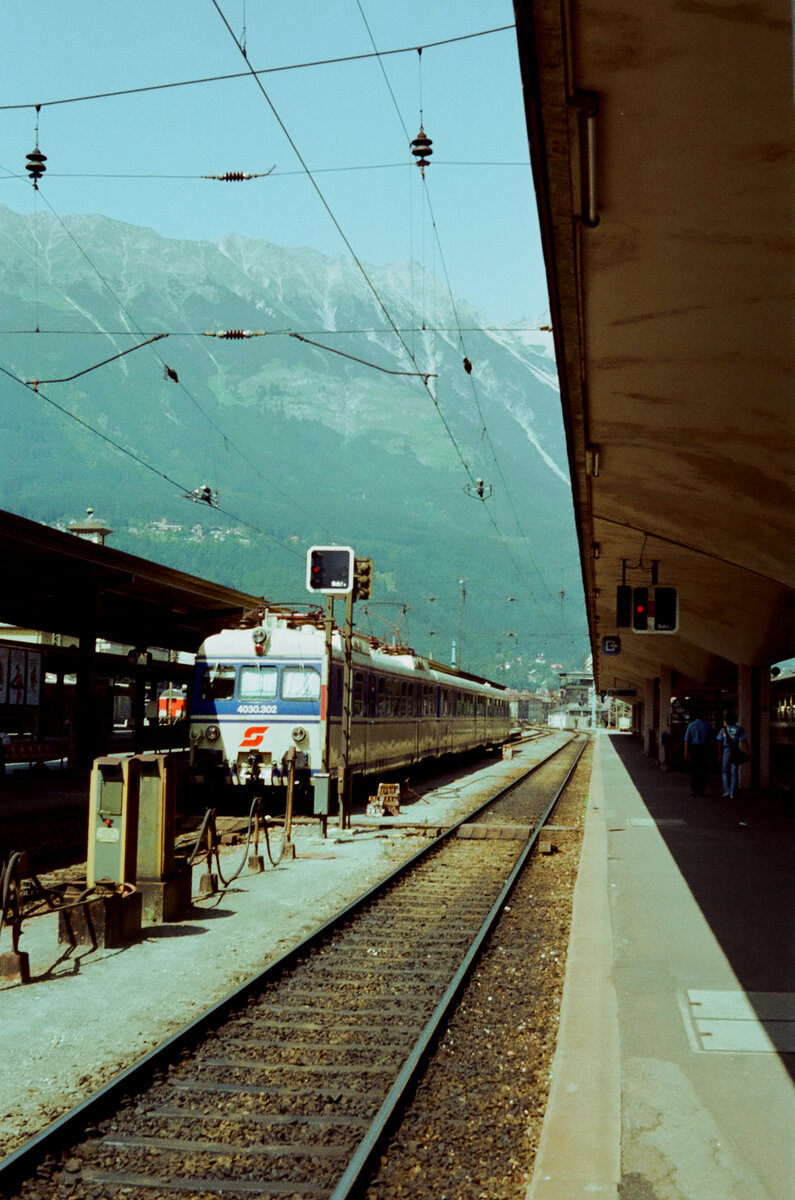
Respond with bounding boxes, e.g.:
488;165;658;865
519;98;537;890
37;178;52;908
240;725;269;748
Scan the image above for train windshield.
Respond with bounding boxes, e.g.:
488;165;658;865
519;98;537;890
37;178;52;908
239;665;278;700
281;666;321;701
198;664;236;701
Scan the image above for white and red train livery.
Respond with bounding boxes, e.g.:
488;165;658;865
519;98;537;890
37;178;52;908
189;614;511;792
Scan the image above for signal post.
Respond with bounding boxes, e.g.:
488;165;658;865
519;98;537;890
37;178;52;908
306;548;373;830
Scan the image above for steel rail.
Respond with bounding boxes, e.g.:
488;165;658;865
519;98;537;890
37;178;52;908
329;735;588;1199
0;734;580;1197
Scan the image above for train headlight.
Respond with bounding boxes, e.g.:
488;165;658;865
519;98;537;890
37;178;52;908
205;724;221;742
252;626;269;656
291;726;307;743
189;725;203;742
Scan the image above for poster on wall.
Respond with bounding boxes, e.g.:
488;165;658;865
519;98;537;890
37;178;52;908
0;646;8;704
8;650;26;706
26;651;42;706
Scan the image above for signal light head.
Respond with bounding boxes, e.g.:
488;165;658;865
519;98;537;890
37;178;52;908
306;546;354;594
632;586;649;631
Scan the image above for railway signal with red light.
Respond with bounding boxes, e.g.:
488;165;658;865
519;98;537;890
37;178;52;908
633;587;649;631
628;585;678;633
306;546;354;595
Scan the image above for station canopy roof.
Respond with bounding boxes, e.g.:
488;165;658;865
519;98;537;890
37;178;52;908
514;0;795;692
0;508;263;654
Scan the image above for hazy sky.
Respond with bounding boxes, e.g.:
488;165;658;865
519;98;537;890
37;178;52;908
0;1;548;323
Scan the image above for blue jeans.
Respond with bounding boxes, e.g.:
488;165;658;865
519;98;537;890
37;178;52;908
721;754;738;797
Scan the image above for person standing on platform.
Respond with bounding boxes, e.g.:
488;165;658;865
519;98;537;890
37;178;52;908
683;709;712;797
717;711;750;799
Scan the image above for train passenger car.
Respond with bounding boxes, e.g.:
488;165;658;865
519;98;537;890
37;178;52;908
189;614;511;796
158;685;187;723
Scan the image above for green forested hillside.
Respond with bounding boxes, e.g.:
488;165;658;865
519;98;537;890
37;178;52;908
0;205;587;684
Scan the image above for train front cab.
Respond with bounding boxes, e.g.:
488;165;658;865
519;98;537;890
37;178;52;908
189;651;323;804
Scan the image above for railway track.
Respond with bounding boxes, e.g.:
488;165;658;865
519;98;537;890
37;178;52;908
0;735;587;1200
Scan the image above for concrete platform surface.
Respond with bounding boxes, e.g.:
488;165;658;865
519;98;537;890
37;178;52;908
528;732;795;1200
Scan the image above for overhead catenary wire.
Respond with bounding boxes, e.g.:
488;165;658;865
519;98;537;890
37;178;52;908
0;325;550;337
415;136;559;608
190;327;435;377
0;26;514;111
14;185;321;526
209;0;479;490
287;333;436;380
354;3;558;609
0;360;305;560
0;161;531;184
26;333;168;387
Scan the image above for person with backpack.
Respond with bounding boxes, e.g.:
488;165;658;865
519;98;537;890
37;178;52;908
717;711;750;799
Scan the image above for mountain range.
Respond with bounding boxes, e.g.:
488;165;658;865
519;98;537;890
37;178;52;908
0;202;586;684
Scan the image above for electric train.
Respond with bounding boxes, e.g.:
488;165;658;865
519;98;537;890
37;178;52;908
189;613;511;799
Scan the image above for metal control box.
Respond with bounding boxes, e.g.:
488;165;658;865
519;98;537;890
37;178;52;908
135;753;177;880
133;752;191;923
313;772;334;815
87;756;140;887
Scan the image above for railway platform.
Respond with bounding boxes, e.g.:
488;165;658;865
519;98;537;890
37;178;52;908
529;731;795;1200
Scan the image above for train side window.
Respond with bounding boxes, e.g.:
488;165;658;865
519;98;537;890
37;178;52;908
330;666;343;716
353;671;364;716
199;663;236;701
281;666;321;701
238;665;278;700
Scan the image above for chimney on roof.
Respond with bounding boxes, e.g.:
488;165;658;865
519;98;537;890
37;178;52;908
68;507;112;546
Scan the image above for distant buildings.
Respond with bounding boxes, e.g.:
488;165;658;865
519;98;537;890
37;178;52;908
60;513;252;546
549;670;595;730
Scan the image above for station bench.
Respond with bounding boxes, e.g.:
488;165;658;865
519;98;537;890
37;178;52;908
0;739;68;766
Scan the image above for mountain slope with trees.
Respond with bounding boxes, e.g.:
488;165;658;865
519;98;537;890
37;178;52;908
0;204;586;682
